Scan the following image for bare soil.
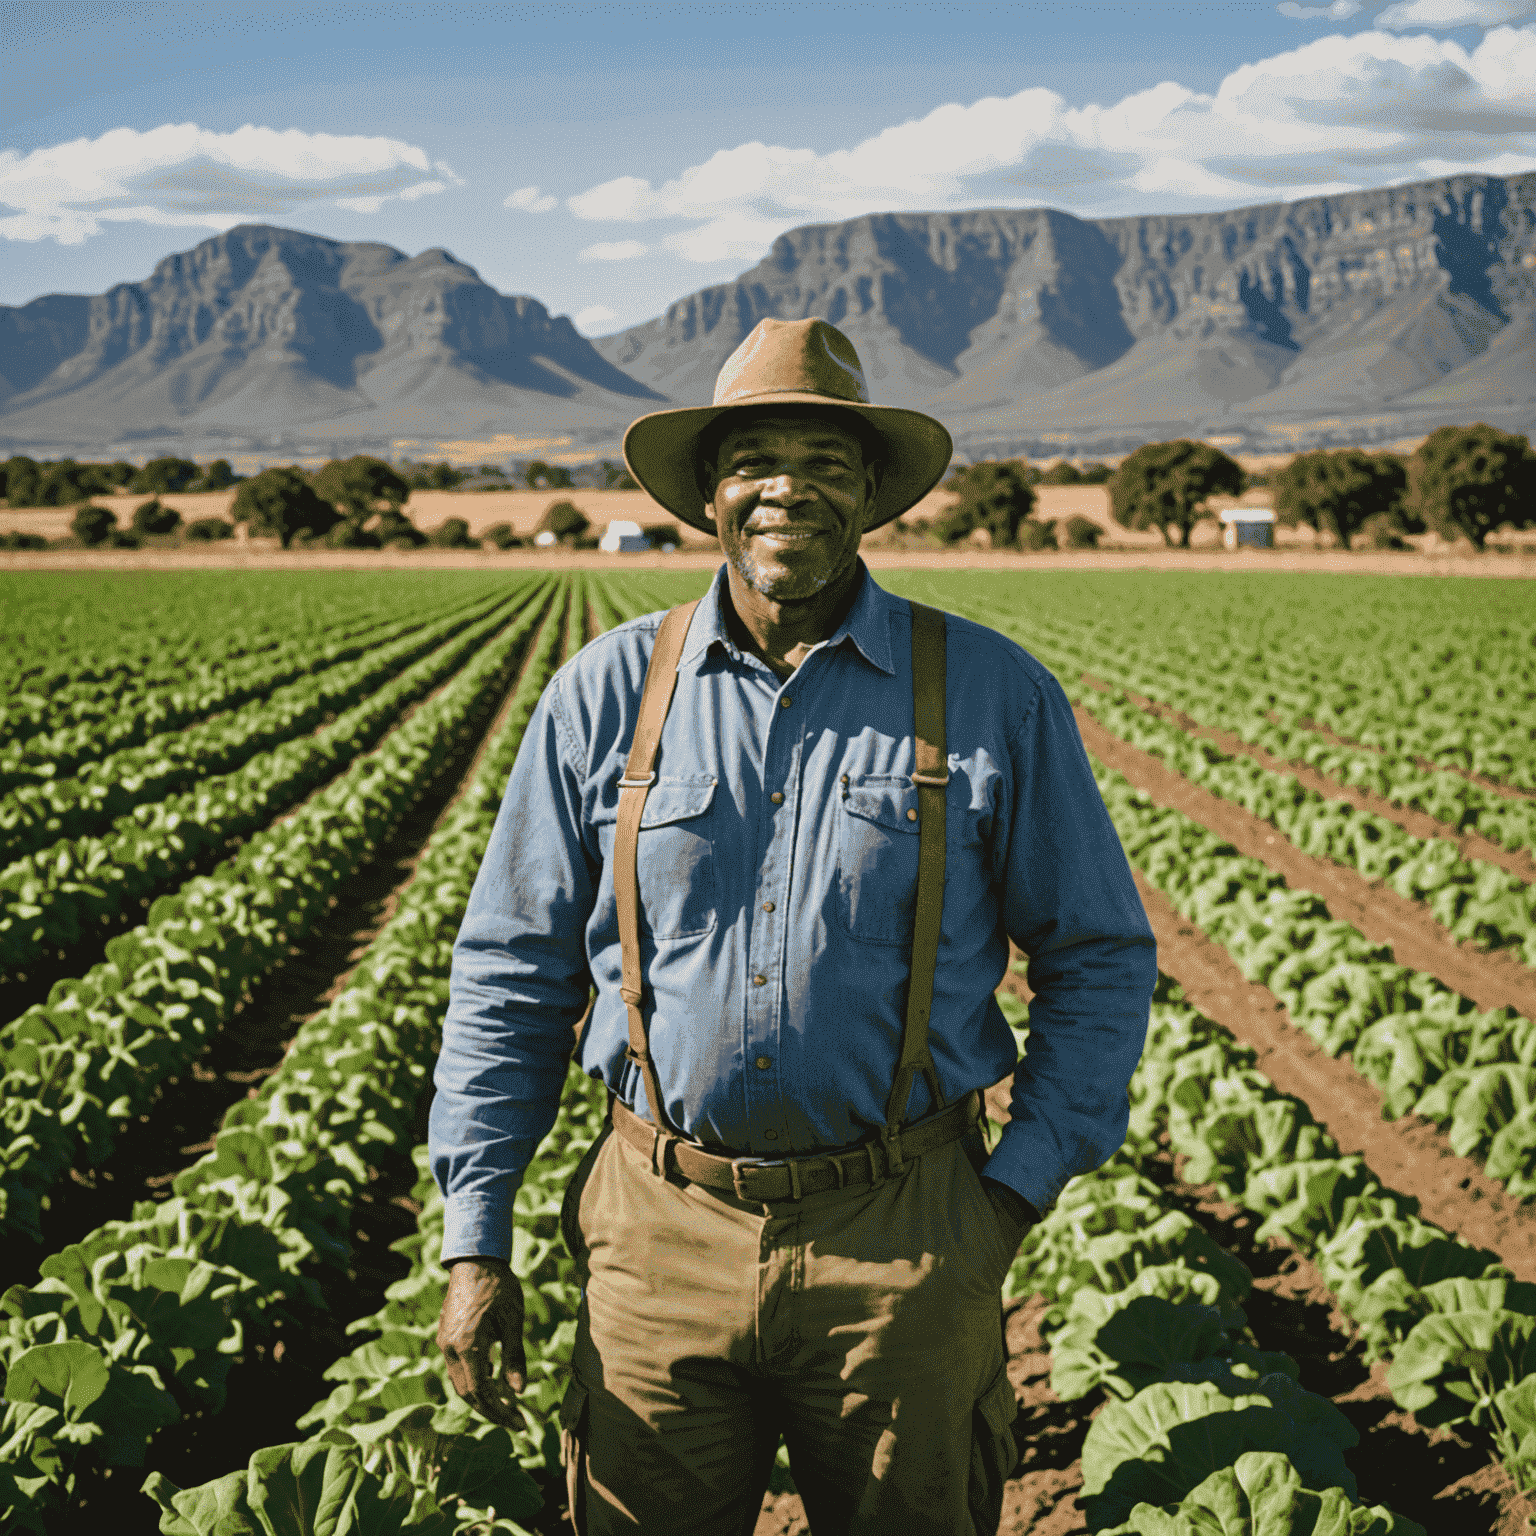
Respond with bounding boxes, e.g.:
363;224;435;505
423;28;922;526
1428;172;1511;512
1076;708;1536;1024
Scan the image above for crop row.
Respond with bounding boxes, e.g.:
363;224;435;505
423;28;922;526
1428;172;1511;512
927;582;1536;852
0;586;572;1533
0;589;535;985
1075;684;1536;966
0;582;553;1250
0;588;512;863
1092;759;1536;1203
0;582;471;763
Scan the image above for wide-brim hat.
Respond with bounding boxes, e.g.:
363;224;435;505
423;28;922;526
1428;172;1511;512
623;317;953;534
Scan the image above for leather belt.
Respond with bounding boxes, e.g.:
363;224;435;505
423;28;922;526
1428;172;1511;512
611;1089;982;1204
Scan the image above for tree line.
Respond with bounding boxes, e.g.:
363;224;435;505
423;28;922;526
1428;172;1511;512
915;423;1536;553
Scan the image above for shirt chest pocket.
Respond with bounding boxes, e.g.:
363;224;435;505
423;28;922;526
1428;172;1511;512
633;777;718;940
838;775;921;947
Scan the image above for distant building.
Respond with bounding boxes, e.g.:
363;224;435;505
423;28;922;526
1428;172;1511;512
599;519;649;553
1218;505;1275;549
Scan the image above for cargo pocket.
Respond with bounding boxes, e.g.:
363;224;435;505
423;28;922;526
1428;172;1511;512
559;1375;591;1535
967;1364;1018;1536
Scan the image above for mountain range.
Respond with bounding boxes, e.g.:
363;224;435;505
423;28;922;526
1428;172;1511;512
2;171;1532;461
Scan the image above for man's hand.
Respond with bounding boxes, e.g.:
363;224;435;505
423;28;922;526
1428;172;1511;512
981;1176;1040;1253
436;1257;527;1426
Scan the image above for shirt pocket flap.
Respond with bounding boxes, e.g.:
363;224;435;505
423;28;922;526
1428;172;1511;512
842;776;920;834
639;776;717;829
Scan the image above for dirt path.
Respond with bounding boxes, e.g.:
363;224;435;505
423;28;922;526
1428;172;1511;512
1077;708;1536;1023
1091;679;1536;886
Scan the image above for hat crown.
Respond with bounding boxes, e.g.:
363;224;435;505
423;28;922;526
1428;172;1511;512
712;318;871;408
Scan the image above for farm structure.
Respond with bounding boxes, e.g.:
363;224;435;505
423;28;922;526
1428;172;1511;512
0;567;1533;1533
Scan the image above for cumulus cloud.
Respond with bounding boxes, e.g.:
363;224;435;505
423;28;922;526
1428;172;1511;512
573;304;618;332
578;239;648;261
505;184;558;212
1277;1;1364;20
566;26;1536;261
0;122;462;243
1377;0;1536;26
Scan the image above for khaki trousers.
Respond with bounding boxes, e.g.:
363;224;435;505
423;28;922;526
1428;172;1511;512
557;1118;1019;1536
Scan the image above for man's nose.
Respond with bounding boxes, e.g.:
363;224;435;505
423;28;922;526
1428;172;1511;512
759;473;810;504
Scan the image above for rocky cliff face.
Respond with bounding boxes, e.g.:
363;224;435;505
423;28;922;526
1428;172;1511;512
0;225;658;450
597;173;1536;453
2;174;1531;458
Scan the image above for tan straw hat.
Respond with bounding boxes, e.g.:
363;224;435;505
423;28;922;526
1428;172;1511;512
623;317;953;534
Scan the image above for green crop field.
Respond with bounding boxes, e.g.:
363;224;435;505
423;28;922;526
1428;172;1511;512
1;567;1532;1534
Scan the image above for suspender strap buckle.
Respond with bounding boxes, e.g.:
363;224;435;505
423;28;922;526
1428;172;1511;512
910;768;950;786
880;1123;905;1177
618;773;656;789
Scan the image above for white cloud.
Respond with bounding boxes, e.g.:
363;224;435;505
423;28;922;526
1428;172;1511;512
578;239;648;261
505;184;558;212
573;304;618;332
1378;0;1536;27
1277;1;1364;20
567;26;1536;261
0;123;463;243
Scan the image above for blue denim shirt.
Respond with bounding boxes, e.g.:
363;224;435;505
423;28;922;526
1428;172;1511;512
431;564;1156;1262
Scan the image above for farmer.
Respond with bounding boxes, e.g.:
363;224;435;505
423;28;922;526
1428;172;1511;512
430;316;1156;1534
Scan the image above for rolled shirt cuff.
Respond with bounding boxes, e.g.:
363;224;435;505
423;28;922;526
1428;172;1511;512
981;1123;1072;1218
440;1188;517;1266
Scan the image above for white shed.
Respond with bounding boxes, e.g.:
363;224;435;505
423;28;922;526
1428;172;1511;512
1218;506;1276;550
599;519;649;553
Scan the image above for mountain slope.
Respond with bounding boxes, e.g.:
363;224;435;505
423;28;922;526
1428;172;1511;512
0;225;660;450
596;173;1536;454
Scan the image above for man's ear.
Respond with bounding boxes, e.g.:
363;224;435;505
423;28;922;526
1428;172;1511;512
697;461;718;520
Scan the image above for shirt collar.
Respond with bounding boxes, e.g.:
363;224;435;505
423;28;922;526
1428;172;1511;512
679;560;898;677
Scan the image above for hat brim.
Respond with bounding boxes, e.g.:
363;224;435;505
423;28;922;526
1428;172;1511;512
623;392;954;535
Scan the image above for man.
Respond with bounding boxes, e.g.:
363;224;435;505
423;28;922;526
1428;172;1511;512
431;317;1156;1534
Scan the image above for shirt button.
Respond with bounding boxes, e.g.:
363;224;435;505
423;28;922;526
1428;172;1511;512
906;808;918;822
780;696;792;708
762;900;775;912
770;791;784;804
764;1128;778;1141
755;1055;772;1070
753;974;767;986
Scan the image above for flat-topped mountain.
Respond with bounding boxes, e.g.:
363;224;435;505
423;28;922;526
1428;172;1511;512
1;173;1531;459
0;225;660;452
596;172;1535;456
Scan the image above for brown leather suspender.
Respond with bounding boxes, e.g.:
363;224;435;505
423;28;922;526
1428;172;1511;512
614;599;700;1138
613;597;948;1158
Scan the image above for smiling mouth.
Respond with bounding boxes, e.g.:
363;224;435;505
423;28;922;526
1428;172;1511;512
750;525;825;541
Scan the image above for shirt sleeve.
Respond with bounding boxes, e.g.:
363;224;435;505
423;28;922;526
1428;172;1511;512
981;669;1157;1214
429;676;595;1263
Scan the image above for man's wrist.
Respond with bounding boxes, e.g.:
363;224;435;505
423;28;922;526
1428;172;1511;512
446;1254;512;1270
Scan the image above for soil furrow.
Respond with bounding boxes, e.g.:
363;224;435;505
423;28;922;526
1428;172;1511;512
1077;707;1536;1022
1288;712;1536;806
1082;675;1536;885
1131;868;1536;1283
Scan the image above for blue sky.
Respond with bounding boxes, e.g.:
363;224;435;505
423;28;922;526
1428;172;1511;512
3;0;1533;332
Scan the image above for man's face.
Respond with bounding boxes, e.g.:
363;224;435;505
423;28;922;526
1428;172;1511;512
702;414;881;601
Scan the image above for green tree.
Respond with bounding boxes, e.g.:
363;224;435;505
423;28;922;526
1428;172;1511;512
195;458;240;490
602;460;638;490
1;456;40;506
184;517;233;542
36;461;114;505
524;459;574;490
231;468;339;548
539;501;591;542
1061;515;1103;548
129;457;199;494
481;521;521;549
1078;462;1113;485
934;461;1037;547
429;516;477;548
131;499;182;537
1408;424;1536;550
376;508;426;548
1110;440;1243;547
310;455;410;525
1272;449;1407;547
1040;462;1082;486
107;460;136;489
400;460;465;491
71;504;117;546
